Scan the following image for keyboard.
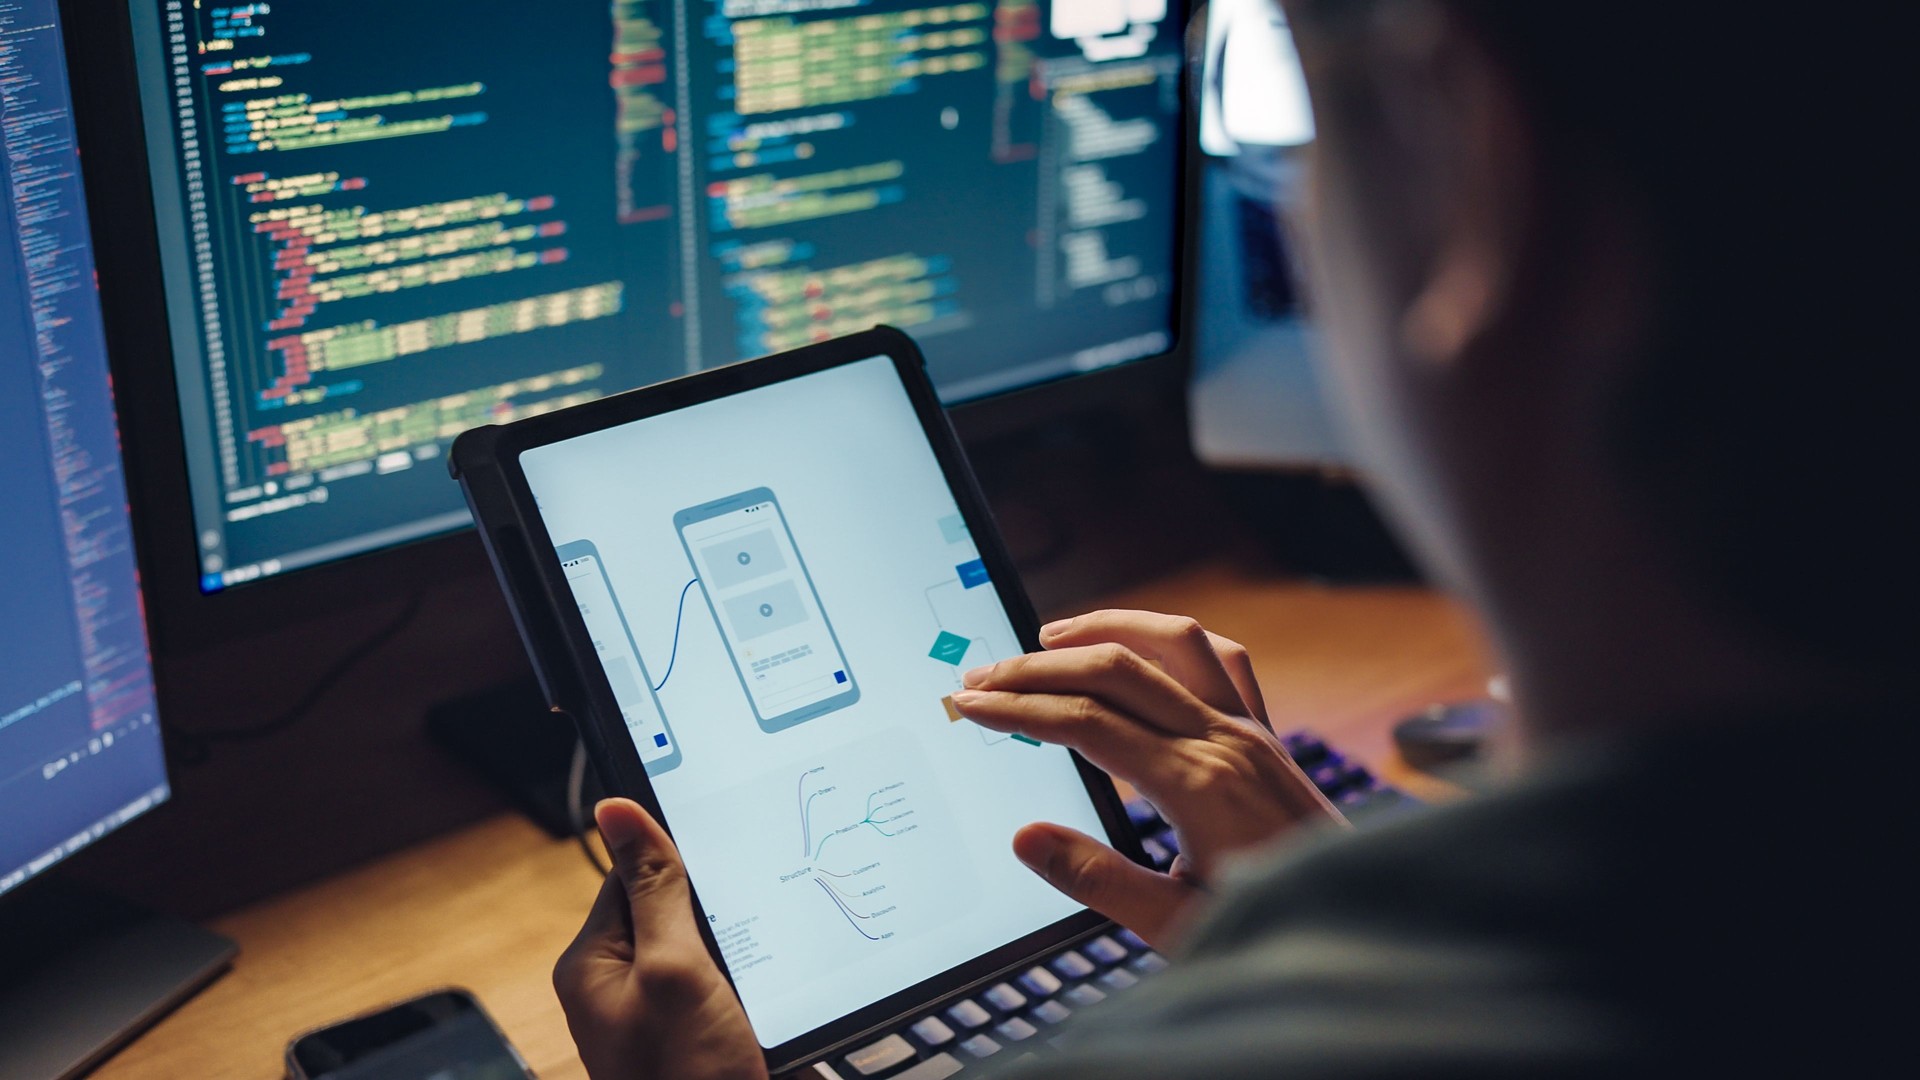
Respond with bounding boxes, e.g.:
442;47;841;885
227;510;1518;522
804;928;1166;1080
794;730;1412;1079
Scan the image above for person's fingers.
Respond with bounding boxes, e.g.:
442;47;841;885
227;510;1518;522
1038;610;1251;719
595;798;702;945
578;871;636;953
553;871;635;1013
963;644;1213;737
1012;823;1194;949
1204;631;1272;731
949;689;1191;800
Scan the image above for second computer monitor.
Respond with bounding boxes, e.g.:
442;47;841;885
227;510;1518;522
125;0;1187;592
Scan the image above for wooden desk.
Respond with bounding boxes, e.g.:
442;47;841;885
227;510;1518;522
96;560;1492;1080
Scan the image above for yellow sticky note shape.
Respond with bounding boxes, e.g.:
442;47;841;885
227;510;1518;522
941;694;963;722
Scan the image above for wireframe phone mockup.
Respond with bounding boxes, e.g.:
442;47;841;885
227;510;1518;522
675;488;859;732
555;540;682;775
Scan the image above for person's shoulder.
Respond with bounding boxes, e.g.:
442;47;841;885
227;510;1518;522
1188;746;1632;956
1004;766;1642;1079
1022;715;1902;1077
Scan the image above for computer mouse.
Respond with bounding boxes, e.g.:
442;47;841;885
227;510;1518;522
1392;699;1501;771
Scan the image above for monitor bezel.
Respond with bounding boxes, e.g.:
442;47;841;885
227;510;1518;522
70;0;1200;656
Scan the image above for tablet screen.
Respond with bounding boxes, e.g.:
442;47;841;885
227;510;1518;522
518;356;1108;1048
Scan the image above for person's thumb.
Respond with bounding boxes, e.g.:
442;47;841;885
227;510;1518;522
1012;822;1195;949
595;798;700;942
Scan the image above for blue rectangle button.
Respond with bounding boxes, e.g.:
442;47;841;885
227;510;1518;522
653;733;669;747
956;559;989;589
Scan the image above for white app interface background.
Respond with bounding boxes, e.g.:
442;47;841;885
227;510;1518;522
562;553;675;766
519;358;1108;1048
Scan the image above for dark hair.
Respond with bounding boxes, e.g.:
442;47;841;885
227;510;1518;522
1307;2;1910;663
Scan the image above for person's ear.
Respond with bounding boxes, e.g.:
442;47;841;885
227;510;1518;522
1357;0;1535;369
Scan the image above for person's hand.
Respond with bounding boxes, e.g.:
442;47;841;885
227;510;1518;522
554;798;768;1080
951;610;1345;948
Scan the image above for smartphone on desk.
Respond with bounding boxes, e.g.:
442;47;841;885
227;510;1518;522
286;988;534;1080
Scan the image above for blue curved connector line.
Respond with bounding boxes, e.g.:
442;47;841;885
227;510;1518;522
651;577;700;692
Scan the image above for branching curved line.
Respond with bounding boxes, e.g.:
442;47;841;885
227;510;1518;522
821;876;866;900
817;877;872;918
816;878;881;940
802;788;827;857
813;826;847;863
650;578;699;692
795;770;809;855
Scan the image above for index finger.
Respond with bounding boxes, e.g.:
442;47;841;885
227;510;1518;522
1040;610;1252;719
965;643;1214;737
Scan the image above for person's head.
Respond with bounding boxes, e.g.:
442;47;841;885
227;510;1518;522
1275;1;1908;734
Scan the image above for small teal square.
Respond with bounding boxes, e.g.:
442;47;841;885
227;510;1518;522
928;630;971;666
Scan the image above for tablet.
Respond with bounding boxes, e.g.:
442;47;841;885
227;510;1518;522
449;327;1141;1071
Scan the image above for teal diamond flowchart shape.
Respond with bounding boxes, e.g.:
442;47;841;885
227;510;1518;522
928;630;971;665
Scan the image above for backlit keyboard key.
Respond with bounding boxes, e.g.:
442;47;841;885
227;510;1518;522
1083;935;1128;964
1064;983;1107;1007
1018;966;1064;997
844;1034;914;1076
995;1017;1039;1042
893;1054;962;1080
983;982;1027;1011
1281;732;1330;766
1115;927;1148;951
1031;999;1073;1025
910;1016;955;1047
1098;967;1140;991
946;999;992;1029
1050;950;1096;979
1130;951;1169;974
960;1034;1001;1059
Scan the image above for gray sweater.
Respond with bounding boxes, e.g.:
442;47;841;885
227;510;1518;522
1008;714;1891;1076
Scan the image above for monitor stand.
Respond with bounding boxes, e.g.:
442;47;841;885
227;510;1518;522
427;677;602;839
0;883;235;1079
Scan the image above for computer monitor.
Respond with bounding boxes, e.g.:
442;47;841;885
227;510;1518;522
100;0;1190;629
1;0;170;905
2;5;233;1072
1187;0;1347;470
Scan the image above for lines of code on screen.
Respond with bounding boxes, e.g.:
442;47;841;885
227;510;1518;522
138;0;1184;589
3;0;169;897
